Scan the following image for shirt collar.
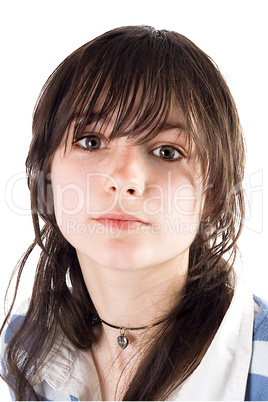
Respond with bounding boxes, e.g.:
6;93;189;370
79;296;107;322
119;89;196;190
169;279;254;400
31;329;101;400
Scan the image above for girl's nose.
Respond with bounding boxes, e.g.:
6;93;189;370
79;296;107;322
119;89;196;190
107;181;144;197
104;146;146;198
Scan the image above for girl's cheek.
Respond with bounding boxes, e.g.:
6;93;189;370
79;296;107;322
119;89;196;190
173;183;203;216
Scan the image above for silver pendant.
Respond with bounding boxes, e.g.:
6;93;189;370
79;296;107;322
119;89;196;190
117;328;128;349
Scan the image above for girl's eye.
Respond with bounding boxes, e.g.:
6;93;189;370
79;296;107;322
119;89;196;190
152;145;184;161
77;135;105;150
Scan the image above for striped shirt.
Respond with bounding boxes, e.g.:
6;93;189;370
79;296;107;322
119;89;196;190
245;295;268;400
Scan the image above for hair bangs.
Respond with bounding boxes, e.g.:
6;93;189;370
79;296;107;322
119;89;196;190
64;28;183;146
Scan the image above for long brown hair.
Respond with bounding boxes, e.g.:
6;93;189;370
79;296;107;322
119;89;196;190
1;26;245;400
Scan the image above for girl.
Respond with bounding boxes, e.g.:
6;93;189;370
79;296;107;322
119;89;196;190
1;25;268;401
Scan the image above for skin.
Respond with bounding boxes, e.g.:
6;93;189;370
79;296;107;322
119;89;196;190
51;103;204;399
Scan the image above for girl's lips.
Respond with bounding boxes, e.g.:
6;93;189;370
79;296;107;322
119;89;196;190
93;213;148;230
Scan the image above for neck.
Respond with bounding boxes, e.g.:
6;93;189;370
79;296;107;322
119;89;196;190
77;251;188;333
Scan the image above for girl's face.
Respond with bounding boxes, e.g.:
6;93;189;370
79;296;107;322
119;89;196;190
51;102;204;272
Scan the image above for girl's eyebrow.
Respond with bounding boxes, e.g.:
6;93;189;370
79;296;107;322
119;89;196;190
73;112;101;125
159;122;187;133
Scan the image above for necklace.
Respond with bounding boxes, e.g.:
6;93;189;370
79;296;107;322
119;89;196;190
91;314;168;349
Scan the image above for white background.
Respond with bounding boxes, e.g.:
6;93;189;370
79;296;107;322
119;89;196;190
1;0;267;399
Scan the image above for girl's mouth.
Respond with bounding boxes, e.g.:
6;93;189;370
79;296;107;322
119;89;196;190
94;213;148;231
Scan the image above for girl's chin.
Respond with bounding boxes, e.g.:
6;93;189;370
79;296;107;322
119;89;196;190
76;243;154;272
80;252;147;271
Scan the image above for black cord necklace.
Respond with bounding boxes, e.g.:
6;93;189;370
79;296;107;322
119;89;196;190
91;314;168;349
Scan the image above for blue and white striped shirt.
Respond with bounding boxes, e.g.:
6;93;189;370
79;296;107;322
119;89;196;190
245;295;268;400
